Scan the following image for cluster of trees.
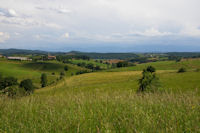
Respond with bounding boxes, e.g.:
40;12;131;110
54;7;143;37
0;73;50;97
0;74;35;97
116;61;135;68
56;55;90;62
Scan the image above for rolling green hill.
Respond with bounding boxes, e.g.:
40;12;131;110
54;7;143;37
0;59;200;132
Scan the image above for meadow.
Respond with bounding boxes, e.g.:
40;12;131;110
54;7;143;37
0;59;200;132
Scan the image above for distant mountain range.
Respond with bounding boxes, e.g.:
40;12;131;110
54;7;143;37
0;48;200;59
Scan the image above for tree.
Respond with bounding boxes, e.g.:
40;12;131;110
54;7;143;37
20;79;35;94
60;71;65;79
86;63;94;69
138;67;160;92
94;66;101;71
178;67;186;73
64;66;68;71
146;66;156;73
41;73;48;87
116;61;128;68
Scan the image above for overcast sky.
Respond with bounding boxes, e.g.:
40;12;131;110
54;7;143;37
0;0;200;52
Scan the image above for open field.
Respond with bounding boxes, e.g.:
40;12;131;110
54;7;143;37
0;59;200;132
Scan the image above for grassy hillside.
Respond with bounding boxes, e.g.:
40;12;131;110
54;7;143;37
0;59;200;132
0;60;85;87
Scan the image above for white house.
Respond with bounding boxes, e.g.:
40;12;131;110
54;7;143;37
7;57;32;61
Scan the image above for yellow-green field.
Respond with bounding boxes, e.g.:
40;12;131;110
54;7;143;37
0;59;200;132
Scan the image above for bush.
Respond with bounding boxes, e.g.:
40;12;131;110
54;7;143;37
178;68;186;73
60;71;65;79
41;73;48;87
0;76;18;90
64;66;68;71
52;72;55;75
3;85;26;97
20;79;35;94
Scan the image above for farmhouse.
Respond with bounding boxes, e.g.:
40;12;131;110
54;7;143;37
7;57;32;61
48;55;56;60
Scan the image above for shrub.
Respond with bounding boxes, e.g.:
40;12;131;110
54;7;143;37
3;85;26;97
60;71;65;79
41;73;48;87
178;68;186;73
64;66;68;71
52;72;55;75
20;79;35;94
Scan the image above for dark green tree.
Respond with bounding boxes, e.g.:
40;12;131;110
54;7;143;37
20;79;35;94
178;67;186;73
41;73;48;87
138;67;160;92
64;66;68;71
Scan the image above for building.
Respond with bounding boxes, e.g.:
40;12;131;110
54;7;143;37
48;54;56;60
7;57;32;61
0;54;3;58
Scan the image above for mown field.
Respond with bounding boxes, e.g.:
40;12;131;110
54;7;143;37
0;59;200;132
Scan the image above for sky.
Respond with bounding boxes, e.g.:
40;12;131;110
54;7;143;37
0;0;200;52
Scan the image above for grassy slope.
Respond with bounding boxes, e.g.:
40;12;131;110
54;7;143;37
0;59;200;132
0;60;85;87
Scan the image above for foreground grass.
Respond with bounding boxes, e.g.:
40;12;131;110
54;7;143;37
0;91;199;133
0;70;200;132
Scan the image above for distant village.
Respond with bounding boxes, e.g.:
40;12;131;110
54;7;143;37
0;54;56;61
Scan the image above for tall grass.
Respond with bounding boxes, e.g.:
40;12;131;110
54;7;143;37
0;90;199;133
